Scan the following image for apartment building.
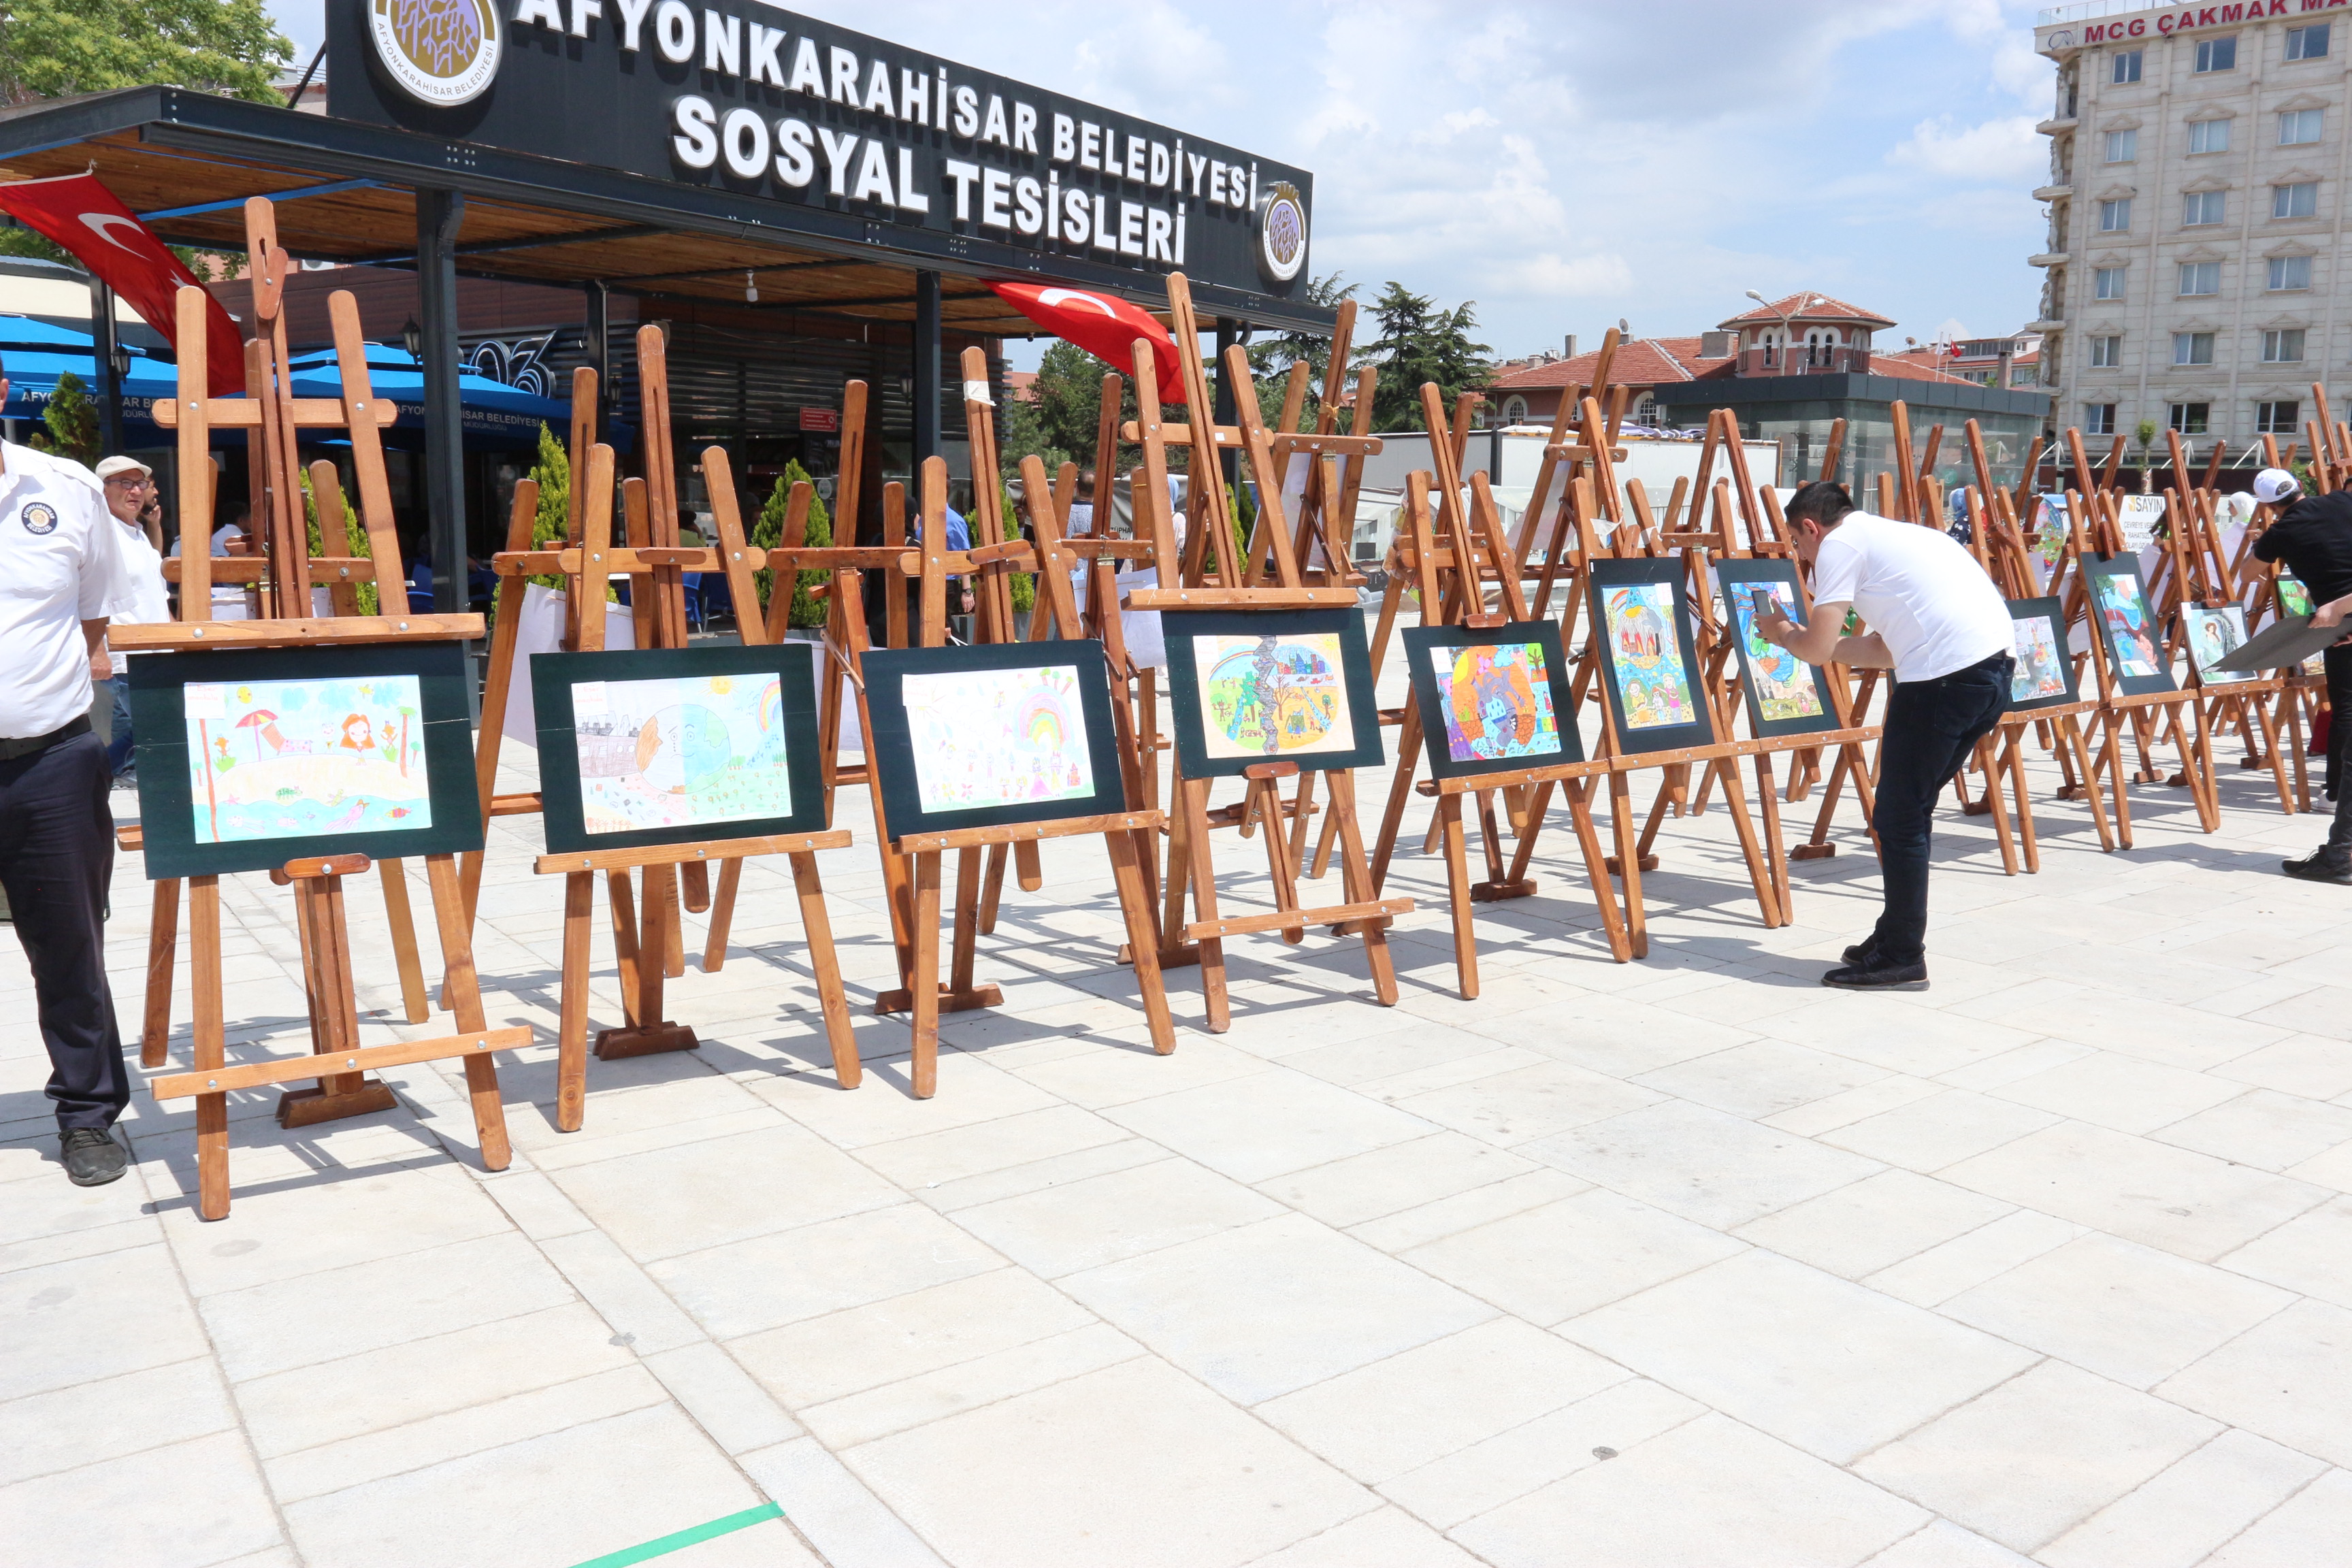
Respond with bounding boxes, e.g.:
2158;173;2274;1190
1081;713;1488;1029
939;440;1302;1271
2032;4;2351;465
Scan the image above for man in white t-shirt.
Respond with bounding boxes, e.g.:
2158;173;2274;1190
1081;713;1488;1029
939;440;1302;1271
1757;480;2014;990
165;508;254;619
0;361;141;1186
94;456;170;783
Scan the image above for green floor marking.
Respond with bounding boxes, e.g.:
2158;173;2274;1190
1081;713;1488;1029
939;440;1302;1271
567;1501;785;1568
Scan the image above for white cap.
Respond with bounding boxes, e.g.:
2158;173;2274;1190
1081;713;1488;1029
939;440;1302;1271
2253;468;2300;505
93;455;152;480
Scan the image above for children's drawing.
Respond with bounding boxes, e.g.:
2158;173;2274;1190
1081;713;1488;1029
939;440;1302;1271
1426;640;1561;762
184;675;431;846
2010;612;2070;700
571;673;792;835
1601;583;1695;729
2094;572;2163;679
1194;632;1353;759
1727;584;1825;722
2183;604;2249;678
900;665;1096;812
2279;576;2315;617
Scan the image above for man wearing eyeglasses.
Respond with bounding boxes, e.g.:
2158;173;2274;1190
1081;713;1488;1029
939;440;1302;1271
94;455;169;785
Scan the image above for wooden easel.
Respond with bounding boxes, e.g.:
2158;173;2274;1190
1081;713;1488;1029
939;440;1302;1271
1120;274;1411;1030
140;202;436;1128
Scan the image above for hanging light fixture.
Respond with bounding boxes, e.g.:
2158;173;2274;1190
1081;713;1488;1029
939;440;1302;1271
744;270;758;303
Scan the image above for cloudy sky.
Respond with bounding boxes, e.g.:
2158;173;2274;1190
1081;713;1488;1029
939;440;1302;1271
267;0;2055;358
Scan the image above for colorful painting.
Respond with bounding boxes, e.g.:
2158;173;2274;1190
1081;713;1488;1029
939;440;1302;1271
570;672;794;836
2279;576;2315;617
1194;632;1353;760
1601;583;1696;730
2011;612;2070;702
2183;604;2250;680
1727;583;1825;723
2093;570;2163;679
901;664;1096;812
183;674;432;847
1426;640;1561;763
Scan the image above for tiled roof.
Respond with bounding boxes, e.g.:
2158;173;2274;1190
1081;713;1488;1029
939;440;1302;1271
1488;336;1728;392
1714;292;1896;330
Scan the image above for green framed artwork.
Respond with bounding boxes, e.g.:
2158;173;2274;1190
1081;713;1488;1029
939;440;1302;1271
2182;603;2252;683
530;642;828;855
1586;557;1714;755
1161;608;1384;779
1714;557;1838;739
1401;620;1582;781
2083;554;2178;697
127;640;483;880
2004;597;2080;713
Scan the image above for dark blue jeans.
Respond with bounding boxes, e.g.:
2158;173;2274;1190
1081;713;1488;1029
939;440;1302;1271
0;732;126;1129
1868;652;2013;964
99;675;135;775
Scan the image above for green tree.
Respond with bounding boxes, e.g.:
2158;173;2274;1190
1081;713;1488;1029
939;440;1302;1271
750;459;832;630
1247;273;1358;432
524;422;570;590
1360;281;1492;433
0;0;290;105
29;368;99;465
299;465;378;615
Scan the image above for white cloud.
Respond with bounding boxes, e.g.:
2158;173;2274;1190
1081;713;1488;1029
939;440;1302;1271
1889;115;2046;183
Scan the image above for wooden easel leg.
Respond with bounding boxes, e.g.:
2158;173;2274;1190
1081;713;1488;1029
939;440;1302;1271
1712;758;1784;928
2251;697;2294;815
2061;716;2115;851
1328;770;1401;1007
423;855;512;1173
2004;733;2041;873
1181;776;1232;1031
608;870;643;1026
647;863;686;980
977;842;1009;934
1793;747;1850;860
595;870;698;1060
1976;738;2019;877
189;876;229;1221
2187;702;2222;832
140;878;179;1068
1370;710;1425;896
1754;752;1794;920
1254;780;1306;945
702;858;742;971
1565;779;1633;962
378;859;429;1024
1104;830;1176;1054
786;851;861;1090
1158;780;1200;970
951;847;984;992
1438;794;1479;1000
1013;838;1043;892
1504;781;1554;888
680;860;711;914
2104;715;2136;850
911;851;942;1098
278;872;399;1129
556;870;593;1132
2284;693;2312;811
1608;769;1650;958
1290;771;1321;879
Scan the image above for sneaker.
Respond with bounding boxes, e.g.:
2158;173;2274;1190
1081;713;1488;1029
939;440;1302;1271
1841;934;1880;966
1822;951;1930;992
2282;849;2352;885
59;1128;127;1187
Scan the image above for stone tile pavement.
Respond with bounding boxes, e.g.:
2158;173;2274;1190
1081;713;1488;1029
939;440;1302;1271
7;671;2352;1566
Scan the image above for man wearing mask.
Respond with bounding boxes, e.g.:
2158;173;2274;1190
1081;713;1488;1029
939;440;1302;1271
0;356;140;1185
2249;468;2352;882
93;455;170;784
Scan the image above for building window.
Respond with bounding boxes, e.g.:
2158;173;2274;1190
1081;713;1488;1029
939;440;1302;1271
1501;395;1529;423
2262;328;2306;363
2095;265;2128;299
2111;49;2143;84
1633;395;1659;427
2178;261;2221;295
2091;334;2123;368
2100;198;2132;231
2286;22;2330;61
2280;109;2325;146
2188;118;2231;154
2085;403;2117;435
2183;191;2227;227
2258;399;2302;434
2269;255;2313;291
2169;402;2211;434
2174;332;2215;365
2104;128;2137;163
2273;182;2319;219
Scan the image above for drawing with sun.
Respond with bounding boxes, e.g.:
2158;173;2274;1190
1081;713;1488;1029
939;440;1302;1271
900;664;1096;813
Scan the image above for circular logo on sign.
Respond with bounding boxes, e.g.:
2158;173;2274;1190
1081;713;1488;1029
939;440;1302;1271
368;0;503;108
21;502;57;534
1256;182;1309;284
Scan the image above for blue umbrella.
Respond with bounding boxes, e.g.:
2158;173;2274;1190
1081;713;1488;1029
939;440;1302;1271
285;345;632;453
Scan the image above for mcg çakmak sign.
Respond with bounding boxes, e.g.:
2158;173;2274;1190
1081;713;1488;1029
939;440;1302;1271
2040;0;2349;53
329;0;1313;304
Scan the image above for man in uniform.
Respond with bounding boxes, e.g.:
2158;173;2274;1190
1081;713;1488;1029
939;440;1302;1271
2249;468;2352;882
0;356;140;1184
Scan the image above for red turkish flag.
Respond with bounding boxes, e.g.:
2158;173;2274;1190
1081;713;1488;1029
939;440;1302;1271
987;281;1188;405
0;173;245;397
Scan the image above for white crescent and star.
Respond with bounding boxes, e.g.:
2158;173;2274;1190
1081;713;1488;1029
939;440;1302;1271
1036;288;1120;319
78;212;151;255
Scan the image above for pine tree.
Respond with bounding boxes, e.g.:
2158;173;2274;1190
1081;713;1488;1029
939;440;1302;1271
751;459;832;630
299;466;377;615
1362;282;1492;432
525;422;570;591
31;368;99;466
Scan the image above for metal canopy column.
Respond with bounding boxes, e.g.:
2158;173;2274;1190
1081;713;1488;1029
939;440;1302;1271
416;186;466;615
1212;316;1241;488
584;280;609;442
88;276;124;457
913;269;941;469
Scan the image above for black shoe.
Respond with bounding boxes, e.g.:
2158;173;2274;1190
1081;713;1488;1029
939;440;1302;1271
1841;934;1880;966
2281;849;2352;885
60;1128;127;1187
1822;952;1930;991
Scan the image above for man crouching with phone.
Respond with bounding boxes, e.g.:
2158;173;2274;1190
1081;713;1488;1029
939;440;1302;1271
1754;480;2014;990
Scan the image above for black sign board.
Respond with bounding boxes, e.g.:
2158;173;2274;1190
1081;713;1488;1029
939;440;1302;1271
328;0;1313;306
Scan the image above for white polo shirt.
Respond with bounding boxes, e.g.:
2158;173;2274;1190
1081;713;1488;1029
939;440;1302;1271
0;442;137;738
1809;511;2013;683
108;514;172;676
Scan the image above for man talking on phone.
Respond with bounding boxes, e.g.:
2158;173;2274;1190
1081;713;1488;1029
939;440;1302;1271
1755;480;2014;990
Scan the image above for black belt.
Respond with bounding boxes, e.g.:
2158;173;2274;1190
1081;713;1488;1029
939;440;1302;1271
0;715;91;762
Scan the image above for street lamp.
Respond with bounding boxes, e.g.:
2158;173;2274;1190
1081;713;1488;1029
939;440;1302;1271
401;316;423;363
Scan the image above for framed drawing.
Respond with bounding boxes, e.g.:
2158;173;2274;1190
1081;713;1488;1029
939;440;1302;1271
127;640;483;879
2083;555;2178;696
2278;575;2315;618
1585;558;1714;755
862;638;1128;839
2004;596;2080;712
1714;559;1839;738
2181;602;2252;683
530;642;827;855
1401;620;1583;781
1161;608;1384;779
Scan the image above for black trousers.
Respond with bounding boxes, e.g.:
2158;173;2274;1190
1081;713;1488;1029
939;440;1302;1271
0;732;127;1130
2324;644;2352;855
1868;653;2014;964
